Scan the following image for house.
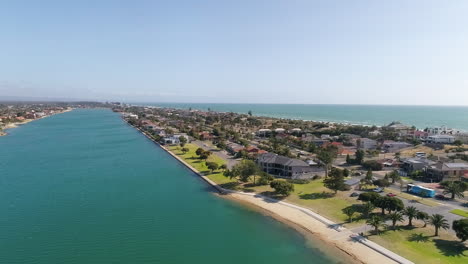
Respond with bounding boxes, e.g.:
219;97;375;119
426;162;468;182
369;130;381;137
226;142;245;154
256;153;320;179
426;135;455;144
162;134;187;145
274;128;285;133
199;131;213;140
387;122;412;136
411;130;429;140
401;157;436;174
454;132;468;144
257;129;271;137
353;138;378;150
382;140;412;153
245;146;268;156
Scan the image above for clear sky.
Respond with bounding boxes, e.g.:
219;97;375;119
1;0;468;105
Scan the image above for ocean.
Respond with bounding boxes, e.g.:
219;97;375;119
141;103;468;131
0;109;342;264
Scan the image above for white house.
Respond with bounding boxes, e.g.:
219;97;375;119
426;135;455;144
162;134;187;145
354;138;378;150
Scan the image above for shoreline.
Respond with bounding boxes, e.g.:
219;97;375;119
124;117;413;264
133;103;468;132
0;108;73;136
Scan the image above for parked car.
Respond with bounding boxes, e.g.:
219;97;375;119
386;193;397;197
435;194;447;200
350;192;359;197
373;187;384;193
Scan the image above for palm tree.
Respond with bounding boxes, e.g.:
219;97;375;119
416;211;429;227
443;181;466;199
388;212;404;229
361;202;375;219
366;215;385;234
389;170;400;184
404;206;419;227
429;214;449;236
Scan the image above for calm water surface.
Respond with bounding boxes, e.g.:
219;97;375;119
0;109;342;264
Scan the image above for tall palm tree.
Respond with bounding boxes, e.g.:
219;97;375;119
416;211;429;227
404;206;419;227
429;214;449;236
366;215;384;234
388;212;404;229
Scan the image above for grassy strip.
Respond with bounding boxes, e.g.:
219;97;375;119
450;209;468;218
393;191;441;207
369;226;468;264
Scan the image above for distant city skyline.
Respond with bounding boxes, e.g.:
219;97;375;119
1;1;468;105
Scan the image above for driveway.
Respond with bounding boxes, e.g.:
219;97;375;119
191;140;239;169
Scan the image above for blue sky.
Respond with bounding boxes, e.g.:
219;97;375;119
1;0;468;105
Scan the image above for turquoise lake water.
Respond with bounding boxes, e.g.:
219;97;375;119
0;109;342;264
143;103;468;131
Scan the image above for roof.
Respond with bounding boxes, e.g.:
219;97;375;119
257;153;309;167
430;162;468;171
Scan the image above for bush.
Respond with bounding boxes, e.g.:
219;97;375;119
362;160;383;171
289;179;310;184
312;175;322;180
257;172;274;186
358;192;381;202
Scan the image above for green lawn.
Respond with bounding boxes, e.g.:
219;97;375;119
167;144;236;186
369;226;468;264
450;209;468;218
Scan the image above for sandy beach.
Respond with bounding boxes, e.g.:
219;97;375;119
225;192;399;264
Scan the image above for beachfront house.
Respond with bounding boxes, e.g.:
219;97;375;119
425;162;468;182
162;134;187;145
401;157;436;175
256;153;321;179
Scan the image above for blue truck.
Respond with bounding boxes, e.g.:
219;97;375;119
406;184;436;198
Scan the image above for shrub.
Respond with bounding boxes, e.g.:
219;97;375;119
362;160;383;171
312;175;322;180
270;180;295;196
289;179;310;184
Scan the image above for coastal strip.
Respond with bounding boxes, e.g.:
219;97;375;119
125;118;414;264
0;108;73;136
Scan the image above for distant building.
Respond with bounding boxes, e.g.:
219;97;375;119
401;157;436;174
162;134;187;145
382;141;412;153
353;138;378;150
426;135;455;144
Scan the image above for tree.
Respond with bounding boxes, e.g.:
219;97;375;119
323;168;346;194
373;179;390;188
362;160;383;171
355;149;365;164
386;197;404;213
270;180;294;196
219;164;227;171
454;140;463;147
373;196;390;215
404;206;419;227
416;211;429;227
346;154;351;164
317;150;336;177
231;160;260;183
388;212;404;229
179;136;187;147
361;202;376;219
389;170;400;184
429;214;449;236
181;147;189;154
195;147;204;156
452;219;468;242
248;110;252;116
199;151;212;160
205;161;219;173
442;181;468;199
342;206;356;223
257;172;274;185
367;215;385;233
343;168;350;177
